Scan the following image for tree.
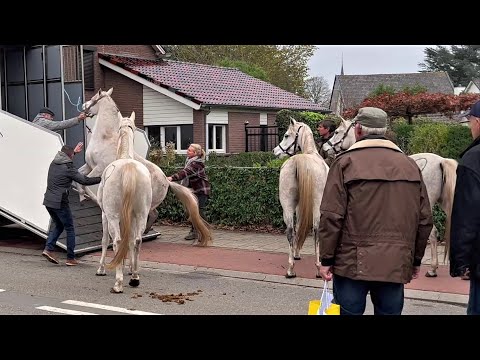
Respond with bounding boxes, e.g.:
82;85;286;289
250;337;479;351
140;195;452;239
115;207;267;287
305;76;330;107
216;59;269;82
166;45;316;96
419;45;480;87
343;92;480;124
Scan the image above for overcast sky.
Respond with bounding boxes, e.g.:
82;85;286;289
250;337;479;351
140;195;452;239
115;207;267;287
308;45;430;89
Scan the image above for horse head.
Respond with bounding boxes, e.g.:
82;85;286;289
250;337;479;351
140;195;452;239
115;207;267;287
323;118;356;155
83;87;114;116
116;111;136;160
273;117;307;158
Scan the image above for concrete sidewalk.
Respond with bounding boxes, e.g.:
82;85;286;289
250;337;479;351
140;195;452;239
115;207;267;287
81;224;469;305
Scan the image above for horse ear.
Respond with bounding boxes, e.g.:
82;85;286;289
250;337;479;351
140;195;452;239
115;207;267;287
106;88;113;96
130;111;135;122
289;117;296;126
97;88;102;96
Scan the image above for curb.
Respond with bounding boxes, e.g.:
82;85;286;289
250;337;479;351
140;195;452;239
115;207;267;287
80;254;470;306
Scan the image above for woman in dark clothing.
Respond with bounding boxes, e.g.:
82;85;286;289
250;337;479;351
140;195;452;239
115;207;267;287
167;144;211;240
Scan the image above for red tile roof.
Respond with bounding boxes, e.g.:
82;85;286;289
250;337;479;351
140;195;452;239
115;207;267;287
99;53;328;112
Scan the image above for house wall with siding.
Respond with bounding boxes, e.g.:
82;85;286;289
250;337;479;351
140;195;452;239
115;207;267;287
143;86;193;126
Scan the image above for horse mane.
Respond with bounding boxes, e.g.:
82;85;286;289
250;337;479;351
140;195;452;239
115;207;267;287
294;122;319;155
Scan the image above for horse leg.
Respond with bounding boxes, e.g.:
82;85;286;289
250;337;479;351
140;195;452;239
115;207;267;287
76;163;92;202
425;226;438;277
129;233;142;288
83;166;104;204
283;207;297;278
96;212;109;276
144;208;158;234
109;221;124;293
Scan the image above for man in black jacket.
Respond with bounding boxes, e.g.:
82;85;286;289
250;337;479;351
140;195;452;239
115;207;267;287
42;143;101;266
450;99;480;315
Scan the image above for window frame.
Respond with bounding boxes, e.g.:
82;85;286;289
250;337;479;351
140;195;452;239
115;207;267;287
146;125;193;155
207;124;227;154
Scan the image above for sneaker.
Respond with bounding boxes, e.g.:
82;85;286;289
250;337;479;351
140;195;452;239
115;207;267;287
42;250;59;264
66;259;79;266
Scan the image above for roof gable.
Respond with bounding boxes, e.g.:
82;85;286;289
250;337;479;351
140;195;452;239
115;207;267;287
335;72;455;109
98;53;328;112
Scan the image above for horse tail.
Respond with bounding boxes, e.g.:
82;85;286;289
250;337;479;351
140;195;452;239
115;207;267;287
168;181;212;247
108;162;136;269
295;155;314;250
440;158;458;260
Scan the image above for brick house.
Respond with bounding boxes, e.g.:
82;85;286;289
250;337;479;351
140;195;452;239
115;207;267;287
0;44;327;156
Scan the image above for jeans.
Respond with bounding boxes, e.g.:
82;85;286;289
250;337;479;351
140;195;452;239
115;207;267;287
45;206;76;260
467;277;480;315
333;274;404;315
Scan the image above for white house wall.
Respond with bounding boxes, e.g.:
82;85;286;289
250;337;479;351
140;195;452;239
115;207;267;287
206;108;228;124
260;112;267;125
466;83;480;94
142;86;193;126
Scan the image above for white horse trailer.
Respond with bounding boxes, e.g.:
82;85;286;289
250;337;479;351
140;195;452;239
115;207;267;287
0;110;158;254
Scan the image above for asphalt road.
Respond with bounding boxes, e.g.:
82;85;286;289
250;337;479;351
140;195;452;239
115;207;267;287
0;250;467;315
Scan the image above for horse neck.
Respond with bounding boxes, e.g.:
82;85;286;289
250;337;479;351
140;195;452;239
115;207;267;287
117;129;135;159
91;101;120;138
299;128;319;155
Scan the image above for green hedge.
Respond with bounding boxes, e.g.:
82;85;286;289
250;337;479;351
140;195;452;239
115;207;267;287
156;166;284;228
153;118;472;235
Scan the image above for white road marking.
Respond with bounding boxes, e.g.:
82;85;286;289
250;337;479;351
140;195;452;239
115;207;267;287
36;305;97;315
0;289;5;292
62;300;161;315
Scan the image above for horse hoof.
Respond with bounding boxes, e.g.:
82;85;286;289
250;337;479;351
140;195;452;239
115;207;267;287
128;271;133;275
110;288;123;294
96;272;106;276
294;256;301;260
425;271;437;278
316;274;322;278
285;273;296;279
129;279;140;287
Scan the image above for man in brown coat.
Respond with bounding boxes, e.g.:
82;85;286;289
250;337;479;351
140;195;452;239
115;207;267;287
318;107;433;315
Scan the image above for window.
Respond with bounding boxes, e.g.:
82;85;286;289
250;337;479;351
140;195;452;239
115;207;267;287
208;124;226;153
146;125;193;154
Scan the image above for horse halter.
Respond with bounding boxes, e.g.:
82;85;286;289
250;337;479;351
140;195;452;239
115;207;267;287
326;121;355;154
278;125;303;157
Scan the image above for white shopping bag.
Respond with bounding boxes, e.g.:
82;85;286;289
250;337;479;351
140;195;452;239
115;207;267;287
318;281;333;315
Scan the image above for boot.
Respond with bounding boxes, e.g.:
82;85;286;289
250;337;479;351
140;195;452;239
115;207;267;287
184;229;197;240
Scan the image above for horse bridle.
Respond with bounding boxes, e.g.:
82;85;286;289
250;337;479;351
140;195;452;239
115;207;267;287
326;121;355;155
84;92;120;134
278;125;303;157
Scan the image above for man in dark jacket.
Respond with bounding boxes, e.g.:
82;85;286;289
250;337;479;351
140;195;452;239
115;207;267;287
318;107;433;315
42;143;101;266
317;119;336;166
450;100;480;315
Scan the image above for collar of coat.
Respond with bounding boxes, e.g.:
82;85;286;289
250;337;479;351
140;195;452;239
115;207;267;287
345;138;403;153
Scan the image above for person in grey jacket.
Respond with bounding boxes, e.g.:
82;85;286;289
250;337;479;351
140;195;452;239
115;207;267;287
33;107;86;132
42;143;101;266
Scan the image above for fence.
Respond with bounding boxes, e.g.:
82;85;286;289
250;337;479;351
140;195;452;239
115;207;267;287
245;124;279;152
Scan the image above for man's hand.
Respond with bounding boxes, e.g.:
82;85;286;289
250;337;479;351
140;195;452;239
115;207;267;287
77;112;86;121
74;142;84;154
167;176;173;182
319;265;333;281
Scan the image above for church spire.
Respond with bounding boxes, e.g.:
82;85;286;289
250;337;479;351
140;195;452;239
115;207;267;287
340;53;344;75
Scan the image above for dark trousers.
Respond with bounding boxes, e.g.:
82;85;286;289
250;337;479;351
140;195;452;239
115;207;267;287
190;193;208;231
333;274;404;315
45;206;76;260
468;277;480;315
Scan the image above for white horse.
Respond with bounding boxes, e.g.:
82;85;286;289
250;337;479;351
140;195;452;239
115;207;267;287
323;118;458;277
273;118;329;278
78;88;212;247
96;112;152;293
